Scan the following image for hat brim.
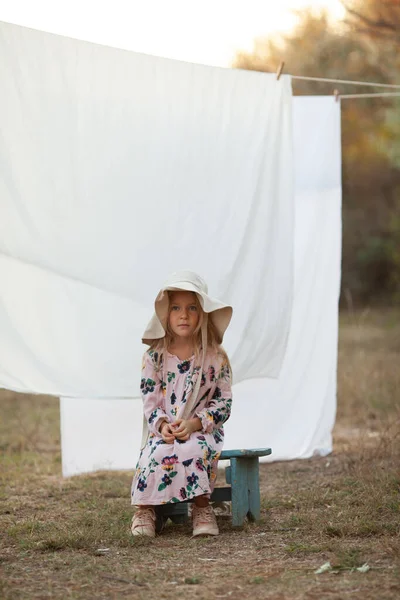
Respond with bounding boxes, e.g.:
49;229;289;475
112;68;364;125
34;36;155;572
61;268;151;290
142;285;232;345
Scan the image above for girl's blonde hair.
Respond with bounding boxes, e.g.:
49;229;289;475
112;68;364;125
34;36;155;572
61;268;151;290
149;291;231;373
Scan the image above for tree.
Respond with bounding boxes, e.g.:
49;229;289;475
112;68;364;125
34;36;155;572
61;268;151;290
233;10;400;303
342;1;400;169
342;0;400;43
343;0;400;298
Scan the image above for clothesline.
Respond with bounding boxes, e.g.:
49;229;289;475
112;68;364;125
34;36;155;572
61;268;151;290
339;92;400;99
290;74;400;90
275;65;400;100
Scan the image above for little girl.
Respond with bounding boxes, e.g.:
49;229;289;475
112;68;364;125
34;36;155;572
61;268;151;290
130;270;233;537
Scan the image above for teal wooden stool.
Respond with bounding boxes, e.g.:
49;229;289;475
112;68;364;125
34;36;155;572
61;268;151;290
155;447;271;530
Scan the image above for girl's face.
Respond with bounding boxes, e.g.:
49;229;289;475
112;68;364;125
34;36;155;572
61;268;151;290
168;291;200;340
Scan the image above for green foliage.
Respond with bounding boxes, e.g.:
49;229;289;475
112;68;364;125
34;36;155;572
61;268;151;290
385;99;400;169
388;195;400;297
233;6;400;304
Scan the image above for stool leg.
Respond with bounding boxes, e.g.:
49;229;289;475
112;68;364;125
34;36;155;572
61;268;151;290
169;511;189;525
155;503;189;527
246;457;260;522
155;513;165;534
230;458;249;527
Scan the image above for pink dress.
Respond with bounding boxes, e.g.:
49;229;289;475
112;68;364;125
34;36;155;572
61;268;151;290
131;348;232;505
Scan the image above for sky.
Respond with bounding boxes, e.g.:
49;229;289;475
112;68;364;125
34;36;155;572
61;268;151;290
0;0;345;67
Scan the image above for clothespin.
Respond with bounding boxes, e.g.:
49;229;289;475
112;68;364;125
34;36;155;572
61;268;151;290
334;89;340;102
276;62;285;81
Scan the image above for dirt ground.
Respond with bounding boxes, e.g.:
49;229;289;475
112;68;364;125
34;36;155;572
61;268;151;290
1;309;399;599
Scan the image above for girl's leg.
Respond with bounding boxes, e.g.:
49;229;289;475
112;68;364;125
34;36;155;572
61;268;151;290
193;494;209;508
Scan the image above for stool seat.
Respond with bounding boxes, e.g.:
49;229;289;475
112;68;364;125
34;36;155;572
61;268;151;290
220;448;272;459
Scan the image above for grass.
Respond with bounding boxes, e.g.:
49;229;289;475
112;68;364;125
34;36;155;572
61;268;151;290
1;308;400;599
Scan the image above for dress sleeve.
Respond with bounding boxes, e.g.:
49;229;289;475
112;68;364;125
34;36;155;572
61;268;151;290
141;351;169;435
196;357;232;434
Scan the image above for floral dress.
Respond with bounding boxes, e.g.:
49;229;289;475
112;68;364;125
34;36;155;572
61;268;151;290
131;348;232;505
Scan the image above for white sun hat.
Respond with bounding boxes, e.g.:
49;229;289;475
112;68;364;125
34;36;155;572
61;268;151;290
142;270;232;345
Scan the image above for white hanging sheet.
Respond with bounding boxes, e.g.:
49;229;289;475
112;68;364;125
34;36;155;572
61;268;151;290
0;20;294;400
60;96;341;475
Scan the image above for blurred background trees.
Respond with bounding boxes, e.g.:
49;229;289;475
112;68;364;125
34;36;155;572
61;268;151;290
234;0;400;306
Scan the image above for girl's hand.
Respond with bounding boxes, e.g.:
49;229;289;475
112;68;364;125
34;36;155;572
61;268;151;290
160;421;175;444
172;418;202;441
